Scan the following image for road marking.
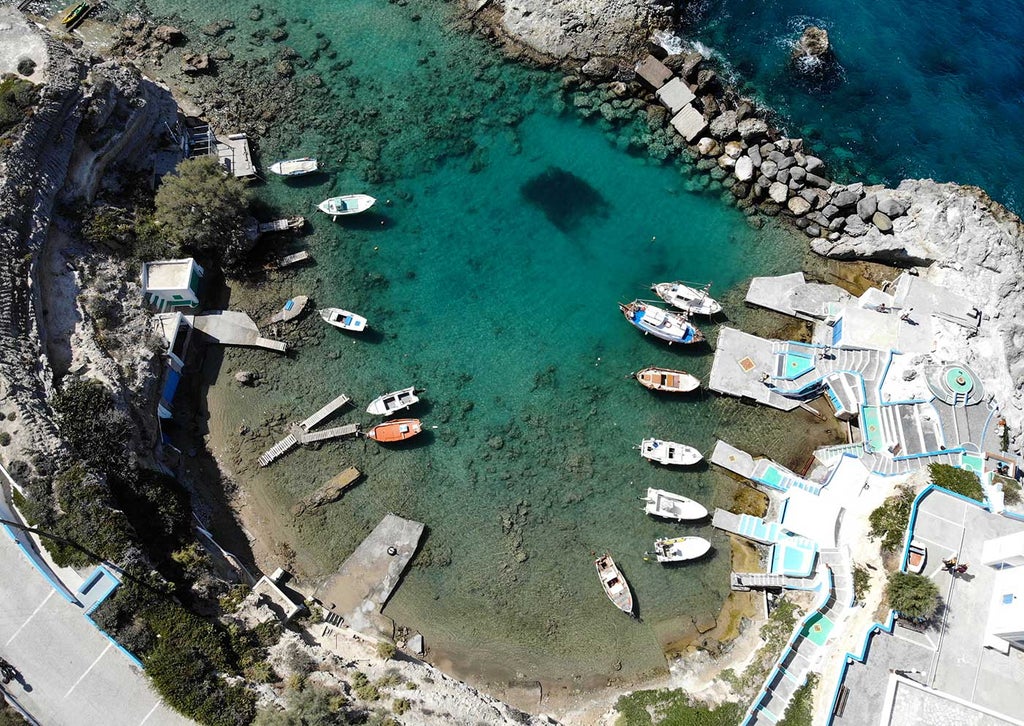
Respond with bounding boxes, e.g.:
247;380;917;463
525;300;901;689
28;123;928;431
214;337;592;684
64;642;112;699
918;510;965;529
138;702;161;725
5;590;54;645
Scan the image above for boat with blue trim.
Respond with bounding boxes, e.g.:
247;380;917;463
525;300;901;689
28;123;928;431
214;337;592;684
618;300;704;345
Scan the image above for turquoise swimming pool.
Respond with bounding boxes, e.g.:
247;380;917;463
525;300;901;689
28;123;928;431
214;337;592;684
862;406;884;452
801;611;835;646
760;464;785;489
783;352;816;379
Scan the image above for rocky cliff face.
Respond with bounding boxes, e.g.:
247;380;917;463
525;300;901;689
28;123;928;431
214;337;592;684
473;0;667;61
0;34;177;471
813;179;1024;449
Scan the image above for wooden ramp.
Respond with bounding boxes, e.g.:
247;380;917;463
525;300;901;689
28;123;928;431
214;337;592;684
257;393;353;467
300;424;360;444
258;434;298;468
300;394;351;430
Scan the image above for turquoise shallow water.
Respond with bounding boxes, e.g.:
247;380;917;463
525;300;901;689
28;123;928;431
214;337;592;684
122;0;823;686
684;0;1024;213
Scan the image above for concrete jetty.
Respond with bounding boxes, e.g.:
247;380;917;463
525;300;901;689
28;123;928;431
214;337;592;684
745;272;852;322
708;327;801;410
190;311;287;352
315;514;425;636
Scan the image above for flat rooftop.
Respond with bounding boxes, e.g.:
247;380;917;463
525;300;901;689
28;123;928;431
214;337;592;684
834;489;1024;725
143;259;194;291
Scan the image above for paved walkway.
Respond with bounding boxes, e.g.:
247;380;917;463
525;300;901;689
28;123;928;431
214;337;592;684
0;532;190;726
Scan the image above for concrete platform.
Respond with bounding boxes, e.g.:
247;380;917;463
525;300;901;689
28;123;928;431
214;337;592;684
215;133;255;178
635;55;673;89
315;514;424;636
190;310;287;352
710;440;757;479
656;77;696;113
708;327;800;410
746;272;853;322
670;104;708;142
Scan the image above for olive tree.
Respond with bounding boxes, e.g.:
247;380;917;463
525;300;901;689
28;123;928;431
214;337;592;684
154;156;253;271
887;571;940;621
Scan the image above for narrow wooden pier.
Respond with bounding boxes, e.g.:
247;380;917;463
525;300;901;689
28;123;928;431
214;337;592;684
257;393;354;467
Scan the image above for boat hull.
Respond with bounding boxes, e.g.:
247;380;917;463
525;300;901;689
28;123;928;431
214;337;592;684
366;418;422;443
650;536;712;563
269;295;309;324
651;282;722;316
595;555;634;616
269;157;319;176
639;439;703;466
643;487;708;521
366;386;419;416
619;301;704;345
634;367;700;393
318;194;376;218
319;308;367;332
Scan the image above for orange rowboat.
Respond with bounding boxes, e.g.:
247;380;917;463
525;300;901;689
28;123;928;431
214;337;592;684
366;418;422;443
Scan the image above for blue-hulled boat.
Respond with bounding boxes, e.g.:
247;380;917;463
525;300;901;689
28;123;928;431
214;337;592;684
618;300;704;345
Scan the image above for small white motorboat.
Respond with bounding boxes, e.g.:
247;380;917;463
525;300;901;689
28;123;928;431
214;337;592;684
639;438;703;466
595;554;634;616
318;194;376;219
268;157;319;176
319;307;367;332
651;282;723;316
366;386;419;416
646;536;712;563
642;488;708;521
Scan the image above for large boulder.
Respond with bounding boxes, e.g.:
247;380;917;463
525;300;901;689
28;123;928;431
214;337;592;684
152;25;185;45
709;110;738;139
857;194;878;221
787;196;812;216
738;117;769;142
581;56;618;79
769;181;789;203
790;26;839;80
734;156;754;181
878;197;907;218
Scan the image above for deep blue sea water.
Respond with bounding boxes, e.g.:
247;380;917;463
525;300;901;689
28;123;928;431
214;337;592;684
683;0;1024;213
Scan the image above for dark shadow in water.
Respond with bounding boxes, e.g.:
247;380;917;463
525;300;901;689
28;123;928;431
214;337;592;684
277;171;331;189
326;326;386;345
654;545;716;569
521;166;609;232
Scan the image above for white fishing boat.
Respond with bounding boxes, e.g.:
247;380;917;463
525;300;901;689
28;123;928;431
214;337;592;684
318;194;376;219
646;536;712;563
366;386;419;416
642;487;708;521
619;300;704;345
639;438;703;466
268;157;319;177
595;554;634;616
651;282;722;316
633;366;700;393
318;307;367;332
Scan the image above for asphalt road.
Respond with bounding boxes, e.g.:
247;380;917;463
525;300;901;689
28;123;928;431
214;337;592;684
0;533;191;726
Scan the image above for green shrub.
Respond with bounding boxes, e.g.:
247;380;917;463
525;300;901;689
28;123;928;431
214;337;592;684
254;683;352;725
778;673;817;726
929;463;984;501
995;474;1021;506
391;698;410;715
929;463;985;498
0;74;38;138
51;379;130;469
0;432;10;446
354;684;381;702
219;584;250;613
351;671;369;688
886;571;940;621
614;689;742;726
868;485;916;553
853;565;871;603
244;661;276;683
154;156;254;271
375;641;397;661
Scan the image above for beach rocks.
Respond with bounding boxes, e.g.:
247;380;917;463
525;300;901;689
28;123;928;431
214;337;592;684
709;110;737;139
832;189;860;208
857;194;877;221
581;56;617;79
878;197;907;217
181;53;213;75
787;196;811;215
871;211;893;232
769;182;789;203
696;137;720;156
734;156;754;181
152;25;185;45
200;19;235;37
738;117;768;141
792;26;831;62
235;370;258;386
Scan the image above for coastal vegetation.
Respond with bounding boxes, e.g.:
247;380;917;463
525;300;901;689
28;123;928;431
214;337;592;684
996;474;1021;506
777;673;817;726
0;74;37;140
719;598;800;699
852;564;870;602
928;463;984;502
153;156;254;271
613;688;742;725
868;485;916;553
886;571;940;621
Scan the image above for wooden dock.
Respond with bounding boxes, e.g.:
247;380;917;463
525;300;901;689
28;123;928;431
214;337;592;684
257;393;354;467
